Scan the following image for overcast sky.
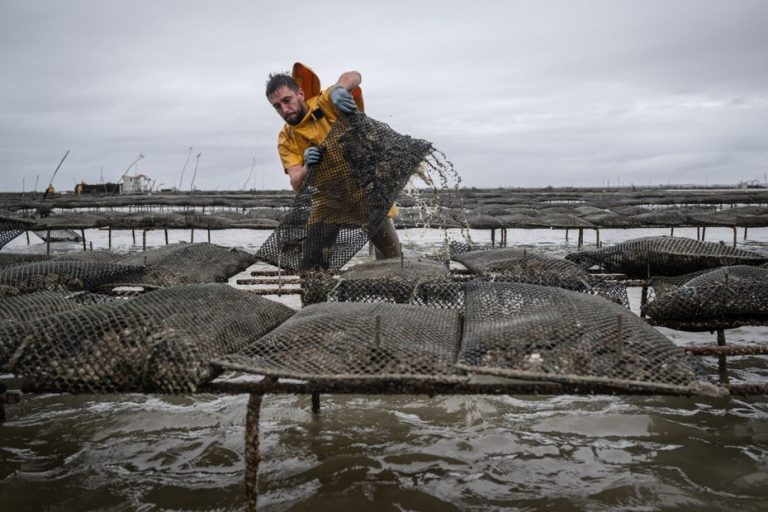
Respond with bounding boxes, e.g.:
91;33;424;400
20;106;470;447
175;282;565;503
1;0;767;192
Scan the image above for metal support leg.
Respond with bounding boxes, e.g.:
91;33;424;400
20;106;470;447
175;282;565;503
311;391;321;414
245;393;263;512
0;383;6;424
717;329;729;385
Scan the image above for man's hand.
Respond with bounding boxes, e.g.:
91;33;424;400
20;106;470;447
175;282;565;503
330;85;357;114
304;146;322;168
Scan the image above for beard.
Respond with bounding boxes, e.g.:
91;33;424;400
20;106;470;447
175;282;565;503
285;104;307;126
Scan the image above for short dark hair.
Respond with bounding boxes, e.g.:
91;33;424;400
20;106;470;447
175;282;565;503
266;72;299;97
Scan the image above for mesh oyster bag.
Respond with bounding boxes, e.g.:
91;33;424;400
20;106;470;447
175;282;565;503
642;265;768;328
117;242;257;286
0;260;144;297
256;113;434;272
566;236;768;278
0;215;33;249
457;281;704;393
4;284;294;392
216;302;466;383
0;253;51;269
304;257;463;309
452;247;629;307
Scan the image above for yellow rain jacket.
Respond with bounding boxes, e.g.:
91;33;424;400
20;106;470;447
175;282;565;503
276;63;396;220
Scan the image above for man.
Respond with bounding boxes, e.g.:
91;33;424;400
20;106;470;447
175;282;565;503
265;64;401;264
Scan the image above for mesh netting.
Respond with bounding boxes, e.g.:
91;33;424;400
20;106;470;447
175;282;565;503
457;281;702;393
0;260;144;297
642;265;768;328
0;290;81;324
302;258;464;309
566;236;768;278
0;253;51;269
452;247;629;307
216;302;465;383
4;284;294;392
256;113;434;272
117;242;257;286
0;215;33;249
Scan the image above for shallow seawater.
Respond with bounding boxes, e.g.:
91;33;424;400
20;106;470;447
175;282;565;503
1;226;767;511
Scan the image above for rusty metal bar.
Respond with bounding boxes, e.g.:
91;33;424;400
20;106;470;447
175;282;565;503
685;345;768;356
246;288;303;296
729;383;768;396
311;392;321;414
717;329;729;385
245;393;262;512
199;378;716;397
236;279;302;286
251;270;297;277
0;382;6;424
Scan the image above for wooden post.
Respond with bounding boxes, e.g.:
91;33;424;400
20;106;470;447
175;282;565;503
81;229;86;251
142;230;147;251
108;228;112;250
565;228;569;242
491;228;495;248
732;227;737;248
164;229;169;245
207;229;211;243
46;229;51;255
696;226;700;241
701;227;706;241
132;229;136;245
25;230;30;245
191;229;194;243
670;227;674;236
744;227;748;240
245;394;263;512
577;228;584;249
595;228;600;248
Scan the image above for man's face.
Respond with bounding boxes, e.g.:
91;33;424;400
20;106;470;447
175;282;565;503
268;86;307;126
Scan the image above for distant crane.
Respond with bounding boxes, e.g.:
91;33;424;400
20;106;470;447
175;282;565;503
123;153;144;178
189;152;202;191
43;150;70;199
178;146;193;190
